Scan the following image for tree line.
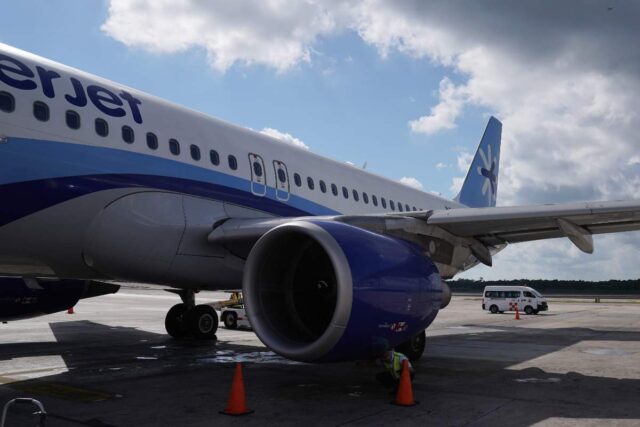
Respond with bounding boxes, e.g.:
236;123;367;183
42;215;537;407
447;278;640;295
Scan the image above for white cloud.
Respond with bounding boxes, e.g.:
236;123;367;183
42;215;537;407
409;77;467;134
399;176;424;190
260;127;309;150
435;162;448;170
101;1;640;279
101;0;340;73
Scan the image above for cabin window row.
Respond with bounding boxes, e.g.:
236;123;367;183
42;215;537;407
292;172;419;212
0;92;239;170
0;90;423;212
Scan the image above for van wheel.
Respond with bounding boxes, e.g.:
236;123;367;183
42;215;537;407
490;305;499;314
524;306;534;315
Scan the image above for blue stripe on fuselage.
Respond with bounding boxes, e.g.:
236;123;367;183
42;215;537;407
0;137;339;225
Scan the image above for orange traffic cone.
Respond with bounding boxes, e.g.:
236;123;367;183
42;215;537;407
393;359;417;406
220;363;253;416
67;307;74;314
515;307;521;320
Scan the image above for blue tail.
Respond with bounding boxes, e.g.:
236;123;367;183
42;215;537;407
455;116;502;208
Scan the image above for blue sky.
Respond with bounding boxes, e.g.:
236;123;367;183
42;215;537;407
3;1;640;280
0;0;488;199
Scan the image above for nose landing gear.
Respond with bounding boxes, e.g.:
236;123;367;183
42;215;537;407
164;289;218;339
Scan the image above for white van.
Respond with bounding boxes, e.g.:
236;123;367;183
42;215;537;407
482;286;548;315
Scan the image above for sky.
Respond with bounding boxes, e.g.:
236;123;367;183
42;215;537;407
1;0;639;281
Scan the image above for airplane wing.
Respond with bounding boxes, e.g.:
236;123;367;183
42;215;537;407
424;200;640;253
208;200;640;269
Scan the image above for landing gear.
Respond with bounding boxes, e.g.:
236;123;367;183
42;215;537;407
164;289;218;339
395;330;426;361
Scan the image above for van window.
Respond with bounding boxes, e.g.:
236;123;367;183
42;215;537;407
0;91;15;113
524;291;535;298
66;110;80;130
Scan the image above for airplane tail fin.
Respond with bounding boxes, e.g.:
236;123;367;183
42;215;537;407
455;116;502;208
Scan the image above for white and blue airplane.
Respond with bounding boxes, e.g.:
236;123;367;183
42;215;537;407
1;43;640;362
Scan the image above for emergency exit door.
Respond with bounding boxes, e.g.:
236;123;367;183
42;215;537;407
248;153;267;196
273;160;290;201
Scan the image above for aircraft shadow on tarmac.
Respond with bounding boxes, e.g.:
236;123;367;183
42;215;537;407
1;321;639;425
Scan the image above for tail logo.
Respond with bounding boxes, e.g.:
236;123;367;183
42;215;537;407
477;144;497;202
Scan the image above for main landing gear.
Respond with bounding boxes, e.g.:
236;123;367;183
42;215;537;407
395;330;426;361
164;289;218;339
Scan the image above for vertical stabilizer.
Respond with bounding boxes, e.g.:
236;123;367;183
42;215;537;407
455;117;502;208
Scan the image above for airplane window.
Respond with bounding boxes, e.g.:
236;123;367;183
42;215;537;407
0;91;14;113
342;186;349;199
352;189;359;202
294;173;302;187
405;204;410;212
307;177;315;190
319;180;327;193
331;183;338;196
209;149;220;165
412;206;416;211
122;125;135;144
169;138;180;155
390;200;395;211
363;192;369;204
253;161;263;177
277;168;287;183
95;118;109;137
381;198;387;209
398;203;403;212
228;155;238;170
33;101;49;122
65;110;80;130
146;132;158;150
190;144;201;161
372;195;378;206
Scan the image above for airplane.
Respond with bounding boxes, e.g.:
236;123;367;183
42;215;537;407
1;43;640;362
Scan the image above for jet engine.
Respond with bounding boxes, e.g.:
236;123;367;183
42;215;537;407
243;220;443;362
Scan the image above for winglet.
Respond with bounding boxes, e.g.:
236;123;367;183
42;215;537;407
455;117;502;208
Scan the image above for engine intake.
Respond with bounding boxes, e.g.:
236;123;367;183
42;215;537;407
243;220;443;362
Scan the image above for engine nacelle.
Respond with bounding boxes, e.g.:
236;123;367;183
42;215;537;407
243;220;443;362
0;277;119;321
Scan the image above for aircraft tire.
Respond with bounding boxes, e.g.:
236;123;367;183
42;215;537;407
188;305;218;339
395;330;426;361
165;303;189;338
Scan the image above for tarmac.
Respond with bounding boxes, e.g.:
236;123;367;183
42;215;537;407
1;290;639;426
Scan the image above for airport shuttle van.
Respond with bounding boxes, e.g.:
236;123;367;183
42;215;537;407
482;286;548;315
